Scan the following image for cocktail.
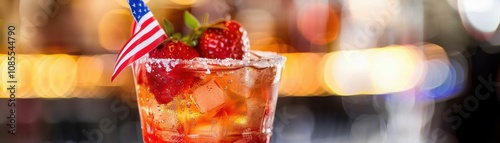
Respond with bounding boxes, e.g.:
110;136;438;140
124;11;285;143
133;52;284;143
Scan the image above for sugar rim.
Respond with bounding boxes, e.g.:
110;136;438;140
135;50;286;70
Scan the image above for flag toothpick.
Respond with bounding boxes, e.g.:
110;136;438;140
111;0;168;81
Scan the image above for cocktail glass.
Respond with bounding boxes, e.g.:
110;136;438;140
132;51;285;143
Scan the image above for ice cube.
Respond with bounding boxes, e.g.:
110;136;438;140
214;67;258;98
224;115;249;136
173;97;203;128
230;115;248;126
153;107;179;130
192;79;228;113
189;121;222;135
187;122;223;142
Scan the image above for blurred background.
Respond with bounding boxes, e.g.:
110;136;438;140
0;0;500;142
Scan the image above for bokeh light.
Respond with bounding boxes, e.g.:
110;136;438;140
49;55;77;98
421;59;450;90
323;51;370;95
279;54;300;96
0;55;8;96
458;0;500;39
337;0;401;52
98;9;134;51
419;44;452;95
279;53;328;96
299;53;325;96
33;55;58;98
322;45;425;95
418;45;468;100
76;56;104;87
236;9;278;51
16;55;36;98
297;4;340;45
348;0;395;21
250;37;289;53
115;0;150;8
370;46;424;93
0;54;122;99
170;0;198;5
458;0;500;33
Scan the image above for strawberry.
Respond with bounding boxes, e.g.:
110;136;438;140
149;41;200;59
146;63;194;104
147;41;199;104
197;20;249;59
145;16;201;104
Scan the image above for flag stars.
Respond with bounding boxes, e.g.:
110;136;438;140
129;1;150;21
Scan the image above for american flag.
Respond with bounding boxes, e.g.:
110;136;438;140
111;0;167;81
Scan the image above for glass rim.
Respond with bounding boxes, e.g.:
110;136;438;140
134;50;286;70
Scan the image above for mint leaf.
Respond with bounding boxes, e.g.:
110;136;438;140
184;11;200;30
163;19;174;36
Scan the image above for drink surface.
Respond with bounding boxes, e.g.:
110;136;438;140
133;52;284;143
